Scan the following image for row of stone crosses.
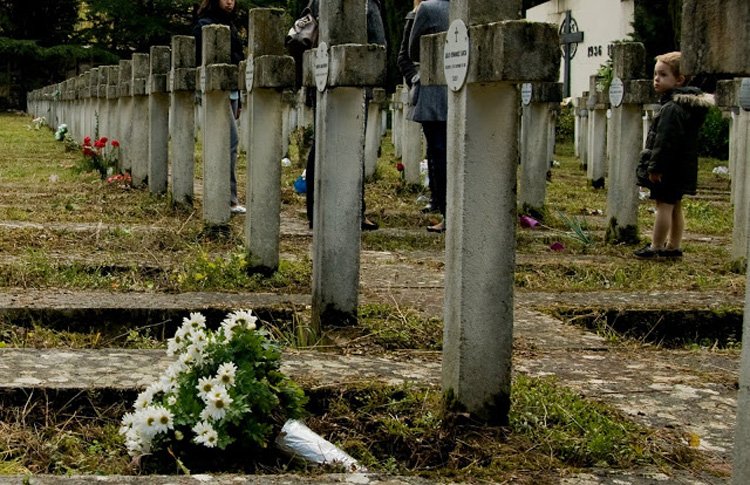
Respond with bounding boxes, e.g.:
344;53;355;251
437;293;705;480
21;1;750;479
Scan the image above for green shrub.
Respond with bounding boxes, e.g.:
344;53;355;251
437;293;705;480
698;105;729;160
556;103;575;145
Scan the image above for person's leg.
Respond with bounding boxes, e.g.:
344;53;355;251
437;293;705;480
667;200;684;249
422;121;447;232
651;200;674;249
431;122;447;218
305;143;315;228
229;100;239;207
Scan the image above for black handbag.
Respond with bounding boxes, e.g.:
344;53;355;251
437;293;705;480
285;8;318;52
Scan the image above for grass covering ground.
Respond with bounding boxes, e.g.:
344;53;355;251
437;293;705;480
0;111;737;480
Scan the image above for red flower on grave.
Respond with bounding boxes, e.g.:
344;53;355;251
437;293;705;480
549;241;565;252
111;140;120;148
396;162;405;172
83;146;96;157
94;138;106;149
83;136;91;146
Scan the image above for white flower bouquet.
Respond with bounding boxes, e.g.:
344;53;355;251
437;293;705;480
120;310;307;467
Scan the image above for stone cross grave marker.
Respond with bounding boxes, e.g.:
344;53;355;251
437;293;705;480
682;3;750;480
519;82;563;216
116;61;132;173
365;88;386;179
168;35;197;207
420;0;559;423
576;92;589;170
310;0;386;331
604;42;656;245
714;80;749;264
130;53;150;187
244;8;295;273
199;24;237;229
148;46;171;195
586;75;609;188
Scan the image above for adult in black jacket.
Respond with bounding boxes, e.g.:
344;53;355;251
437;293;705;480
193;0;246;214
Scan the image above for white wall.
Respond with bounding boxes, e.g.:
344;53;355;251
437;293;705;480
527;0;635;99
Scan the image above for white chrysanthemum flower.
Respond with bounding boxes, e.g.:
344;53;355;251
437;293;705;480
138;407;163;439
150;405;174;434
183;343;205;367
119;412;136;435
203;385;233;420
167;325;192;356
184;312;207;331
179;350;196;368
145;381;163;398
232;309;257;330
134;389;155;410
188;328;208;348
192;420;219;447
192;420;214;437
194;427;219;448
216;362;237;387
196;376;216;398
166;394;177;406
221;309;257;340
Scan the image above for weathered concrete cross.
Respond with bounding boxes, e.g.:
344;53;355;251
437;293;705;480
421;0;559;424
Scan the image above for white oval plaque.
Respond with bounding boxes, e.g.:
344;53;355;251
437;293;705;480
521;83;533;106
245;57;254;93
443;20;469;92
740;78;750;112
606;108;612;119
609;77;624;107
314;42;329;93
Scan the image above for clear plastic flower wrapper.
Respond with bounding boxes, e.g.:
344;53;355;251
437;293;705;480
275;419;363;472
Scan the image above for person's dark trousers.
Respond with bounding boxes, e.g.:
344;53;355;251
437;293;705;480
305;142;368;228
306;92;373;229
421;121;447;217
305;143;315;227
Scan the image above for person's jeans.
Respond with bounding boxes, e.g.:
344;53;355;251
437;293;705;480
229;98;239;205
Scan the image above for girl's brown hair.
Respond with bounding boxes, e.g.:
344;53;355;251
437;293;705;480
655;51;682;78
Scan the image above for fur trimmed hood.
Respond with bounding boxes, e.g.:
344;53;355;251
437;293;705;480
667;87;715;109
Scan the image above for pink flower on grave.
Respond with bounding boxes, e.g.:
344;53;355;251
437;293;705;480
111;140;120;148
396;162;405;172
83;136;91;146
549;241;565;252
519;215;540;229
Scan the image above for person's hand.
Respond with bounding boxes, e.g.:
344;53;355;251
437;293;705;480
648;172;662;184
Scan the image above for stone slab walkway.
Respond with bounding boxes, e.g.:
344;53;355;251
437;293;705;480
0;288;740;479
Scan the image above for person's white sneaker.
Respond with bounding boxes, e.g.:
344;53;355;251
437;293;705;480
230;204;246;214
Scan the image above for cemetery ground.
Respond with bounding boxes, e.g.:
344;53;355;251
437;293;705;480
0;110;743;483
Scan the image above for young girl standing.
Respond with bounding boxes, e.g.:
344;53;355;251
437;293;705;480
634;51;714;259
